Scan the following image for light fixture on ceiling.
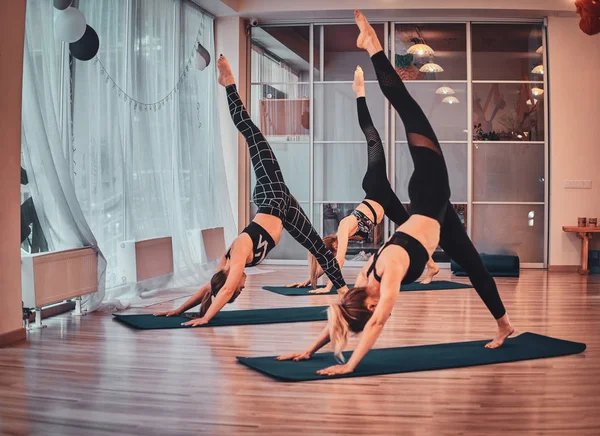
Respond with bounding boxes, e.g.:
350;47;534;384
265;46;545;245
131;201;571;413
442;96;459;104
531;65;544;75
536;46;543;54
407;43;435;56
532;87;544;97
526;98;538;106
420;62;444;73
435;86;455;95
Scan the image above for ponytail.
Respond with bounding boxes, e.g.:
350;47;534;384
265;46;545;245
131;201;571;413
327;287;374;362
309;235;339;289
328;303;350;363
198;290;213;317
200;269;228;315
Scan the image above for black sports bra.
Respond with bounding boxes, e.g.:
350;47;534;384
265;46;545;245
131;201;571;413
351;201;378;240
226;221;276;267
366;231;429;286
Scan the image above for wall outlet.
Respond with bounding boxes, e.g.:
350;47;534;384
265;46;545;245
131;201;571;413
564;180;592;189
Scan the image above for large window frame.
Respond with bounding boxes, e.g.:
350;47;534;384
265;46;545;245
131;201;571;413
249;19;549;268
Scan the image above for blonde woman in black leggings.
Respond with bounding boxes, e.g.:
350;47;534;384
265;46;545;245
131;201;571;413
278;11;514;376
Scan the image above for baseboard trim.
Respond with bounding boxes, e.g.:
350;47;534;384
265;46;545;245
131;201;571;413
0;327;26;348
548;265;579;272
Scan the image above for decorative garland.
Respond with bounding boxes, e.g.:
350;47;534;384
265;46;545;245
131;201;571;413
92;25;207;112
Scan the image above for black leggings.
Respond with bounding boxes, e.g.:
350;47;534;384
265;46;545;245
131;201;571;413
371;51;450;224
370;51;506;320
226;85;346;289
357;97;410;227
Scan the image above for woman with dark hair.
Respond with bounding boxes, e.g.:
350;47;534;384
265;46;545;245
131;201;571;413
286;66;439;293
278;11;514;375
155;55;348;324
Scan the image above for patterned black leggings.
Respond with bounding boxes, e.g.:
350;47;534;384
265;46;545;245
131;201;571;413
226;85;346;289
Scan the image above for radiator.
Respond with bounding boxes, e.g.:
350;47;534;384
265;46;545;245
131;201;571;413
21;247;98;309
135;237;174;281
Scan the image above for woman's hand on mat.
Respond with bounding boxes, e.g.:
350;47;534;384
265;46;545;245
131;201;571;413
286;280;310;288
182;317;210;327
308;281;333;294
153;309;182;317
316;364;355;376
276;350;312;361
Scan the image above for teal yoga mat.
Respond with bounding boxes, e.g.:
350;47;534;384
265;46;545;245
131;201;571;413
263;280;472;296
113;306;328;330
237;333;586;382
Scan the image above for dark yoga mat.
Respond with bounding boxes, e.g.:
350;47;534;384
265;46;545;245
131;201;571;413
237;333;586;382
113;306;328;330
263;280;472;296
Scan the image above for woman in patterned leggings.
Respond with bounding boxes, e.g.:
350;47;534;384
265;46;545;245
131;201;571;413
156;55;348;326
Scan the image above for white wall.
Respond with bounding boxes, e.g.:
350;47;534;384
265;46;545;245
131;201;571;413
548;16;600;266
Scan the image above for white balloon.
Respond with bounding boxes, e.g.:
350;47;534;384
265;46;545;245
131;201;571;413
55;7;86;43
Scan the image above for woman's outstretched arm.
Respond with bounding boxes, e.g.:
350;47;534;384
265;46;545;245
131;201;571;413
316;263;402;376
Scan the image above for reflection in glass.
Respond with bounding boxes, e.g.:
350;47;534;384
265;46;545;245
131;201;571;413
472;204;544;263
395;23;467;80
314;143;369;202
473;142;545;202
472;83;544;141
472;23;544;81
250;84;310;141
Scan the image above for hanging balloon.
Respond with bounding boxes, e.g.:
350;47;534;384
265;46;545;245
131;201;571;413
194;43;211;71
55;7;86;43
70;25;100;61
53;0;72;10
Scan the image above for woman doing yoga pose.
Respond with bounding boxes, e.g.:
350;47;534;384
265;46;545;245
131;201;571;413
155;55;348;325
278;11;514;376
287;66;439;293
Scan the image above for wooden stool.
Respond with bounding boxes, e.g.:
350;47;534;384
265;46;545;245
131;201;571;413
562;226;600;274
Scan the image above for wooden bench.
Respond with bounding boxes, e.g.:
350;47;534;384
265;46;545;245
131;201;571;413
562;226;600;274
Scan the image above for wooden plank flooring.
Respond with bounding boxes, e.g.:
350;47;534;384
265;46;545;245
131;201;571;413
1;268;599;435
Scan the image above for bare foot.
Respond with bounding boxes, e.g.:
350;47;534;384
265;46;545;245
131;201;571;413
420;260;440;285
352;66;365;97
485;314;515;349
354;10;383;56
217;55;235;87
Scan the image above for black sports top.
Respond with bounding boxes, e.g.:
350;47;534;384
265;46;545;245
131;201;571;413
367;231;429;285
351;201;378;240
226;221;276;267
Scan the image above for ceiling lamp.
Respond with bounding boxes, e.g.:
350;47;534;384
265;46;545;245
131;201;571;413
536;45;543;54
532;87;544;97
435;86;455;95
442;96;459;104
407;43;434;56
420;62;444;73
531;64;544;75
526;98;538;106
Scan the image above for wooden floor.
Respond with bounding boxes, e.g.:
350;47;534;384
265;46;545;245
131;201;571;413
1;268;599;435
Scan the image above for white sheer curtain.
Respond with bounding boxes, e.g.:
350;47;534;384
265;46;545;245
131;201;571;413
73;0;234;301
21;0;107;311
